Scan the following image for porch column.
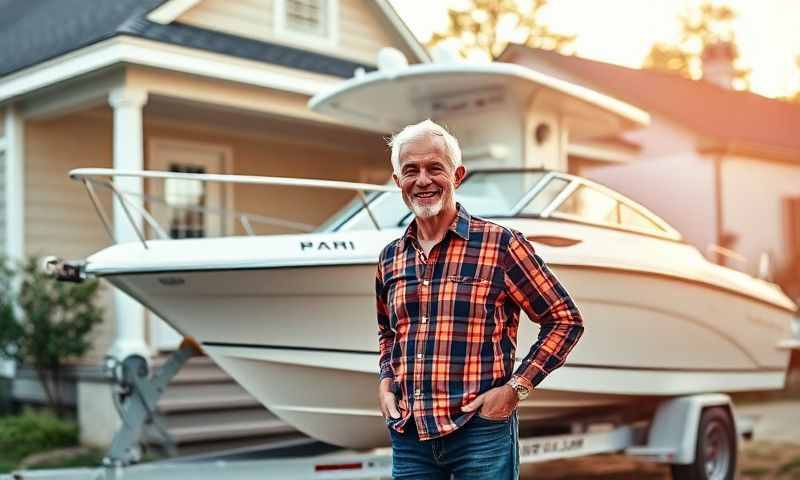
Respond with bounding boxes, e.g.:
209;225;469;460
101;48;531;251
1;105;24;380
107;88;150;362
4;105;25;261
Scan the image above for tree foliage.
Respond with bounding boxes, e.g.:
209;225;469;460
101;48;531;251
0;257;104;417
780;54;800;104
428;0;576;61
643;1;750;89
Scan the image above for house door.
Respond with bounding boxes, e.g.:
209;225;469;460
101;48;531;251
147;139;233;351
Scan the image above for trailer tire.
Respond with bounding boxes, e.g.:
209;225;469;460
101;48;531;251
671;407;736;480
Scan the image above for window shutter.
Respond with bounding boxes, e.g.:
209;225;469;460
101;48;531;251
285;0;327;37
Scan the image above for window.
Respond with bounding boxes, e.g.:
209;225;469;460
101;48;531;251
319;171;548;232
165;163;207;239
276;0;338;45
551;182;672;236
521;177;569;215
457;171;546;215
619;203;664;234
286;0;326;36
554;185;618;225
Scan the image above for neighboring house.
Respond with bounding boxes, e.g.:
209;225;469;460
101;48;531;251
501;44;800;301
0;0;428;449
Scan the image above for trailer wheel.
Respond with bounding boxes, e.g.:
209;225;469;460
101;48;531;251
671;407;736;480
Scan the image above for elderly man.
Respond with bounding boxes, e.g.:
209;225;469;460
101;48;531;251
375;119;584;479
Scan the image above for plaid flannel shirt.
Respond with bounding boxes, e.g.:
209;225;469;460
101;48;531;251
375;203;584;440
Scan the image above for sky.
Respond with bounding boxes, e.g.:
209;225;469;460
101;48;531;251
388;0;800;99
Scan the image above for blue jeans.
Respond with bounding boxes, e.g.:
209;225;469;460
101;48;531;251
389;412;519;479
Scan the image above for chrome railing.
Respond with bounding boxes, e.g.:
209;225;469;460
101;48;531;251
70;168;398;249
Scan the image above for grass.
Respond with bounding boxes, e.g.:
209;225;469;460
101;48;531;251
739;442;800;480
741;466;772;477
778;455;800;475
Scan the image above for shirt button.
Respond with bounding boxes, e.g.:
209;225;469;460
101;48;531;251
414;389;421;397
421;316;428;323
422;280;430;286
417;353;423;359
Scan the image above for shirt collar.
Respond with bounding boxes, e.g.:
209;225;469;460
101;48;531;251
399;203;471;251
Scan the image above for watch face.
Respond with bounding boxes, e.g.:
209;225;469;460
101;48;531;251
514;385;529;400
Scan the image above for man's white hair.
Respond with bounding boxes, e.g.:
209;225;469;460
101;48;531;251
388;119;462;173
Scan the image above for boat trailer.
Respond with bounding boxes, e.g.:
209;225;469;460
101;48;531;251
2;351;753;480
32;255;776;480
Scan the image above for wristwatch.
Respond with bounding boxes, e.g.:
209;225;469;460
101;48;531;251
507;377;530;401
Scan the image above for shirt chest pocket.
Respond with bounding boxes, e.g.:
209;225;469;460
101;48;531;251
445;275;503;320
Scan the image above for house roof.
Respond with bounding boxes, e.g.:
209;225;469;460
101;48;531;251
500;45;800;154
0;0;419;80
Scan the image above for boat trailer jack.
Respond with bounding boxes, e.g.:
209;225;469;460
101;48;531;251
103;337;203;467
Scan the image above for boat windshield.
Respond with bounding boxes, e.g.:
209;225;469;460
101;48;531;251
318;171;556;232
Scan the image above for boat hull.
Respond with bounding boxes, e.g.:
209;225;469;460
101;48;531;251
105;261;793;448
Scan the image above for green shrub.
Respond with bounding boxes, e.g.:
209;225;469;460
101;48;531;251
0;409;78;464
0;256;104;416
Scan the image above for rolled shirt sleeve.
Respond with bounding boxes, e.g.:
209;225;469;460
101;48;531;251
503;229;584;391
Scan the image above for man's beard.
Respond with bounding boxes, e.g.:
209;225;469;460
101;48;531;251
411;199;443;218
403;185;455;219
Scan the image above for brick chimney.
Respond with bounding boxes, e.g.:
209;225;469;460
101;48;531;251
701;41;737;89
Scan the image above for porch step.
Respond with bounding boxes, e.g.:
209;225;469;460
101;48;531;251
147;408;295;444
153;355;231;384
158;382;261;412
148;353;301;451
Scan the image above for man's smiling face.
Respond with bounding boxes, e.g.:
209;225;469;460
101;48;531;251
393;133;466;219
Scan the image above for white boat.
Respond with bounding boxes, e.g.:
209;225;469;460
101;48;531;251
58;56;798;449
65;166;797;449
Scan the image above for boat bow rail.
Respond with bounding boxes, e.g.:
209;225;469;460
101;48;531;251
68;168;400;250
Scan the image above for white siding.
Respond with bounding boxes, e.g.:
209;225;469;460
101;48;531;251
179;0;416;65
25;112;115;363
720;155;800;276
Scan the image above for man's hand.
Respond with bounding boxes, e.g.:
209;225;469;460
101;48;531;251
461;385;518;419
379;378;401;419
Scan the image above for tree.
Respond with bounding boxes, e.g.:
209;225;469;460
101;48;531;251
643;1;750;89
0;257;104;417
779;54;800;103
428;0;576;62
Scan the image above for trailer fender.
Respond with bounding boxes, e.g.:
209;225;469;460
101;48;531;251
628;394;734;465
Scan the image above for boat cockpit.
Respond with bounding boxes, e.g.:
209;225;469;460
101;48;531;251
319;169;682;242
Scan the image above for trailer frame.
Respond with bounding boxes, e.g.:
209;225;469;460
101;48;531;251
3;392;750;480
